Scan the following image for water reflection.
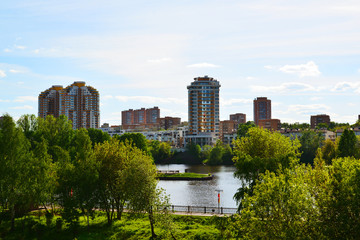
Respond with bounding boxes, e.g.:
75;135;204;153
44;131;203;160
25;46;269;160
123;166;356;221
156;164;242;208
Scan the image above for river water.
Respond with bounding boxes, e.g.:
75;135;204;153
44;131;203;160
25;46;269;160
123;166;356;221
156;164;242;208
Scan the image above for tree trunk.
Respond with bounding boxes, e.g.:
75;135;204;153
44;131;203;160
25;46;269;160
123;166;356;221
10;205;15;231
148;207;157;239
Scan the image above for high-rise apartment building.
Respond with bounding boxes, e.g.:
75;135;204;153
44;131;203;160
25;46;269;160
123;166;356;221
121;107;160;130
186;76;220;146
254;97;271;125
39;81;100;129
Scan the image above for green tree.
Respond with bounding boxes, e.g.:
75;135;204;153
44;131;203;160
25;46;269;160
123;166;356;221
222;144;234;165
338;129;358;158
237;121;255;139
29;138;58;214
124;152;160;239
316;122;329;130
115;133;148;153
317;157;360;239
320;139;337;164
70;129;99;228
149;140;173;163
208;145;223;165
232;127;300;209
0;115;32;230
87;128;110;147
35;115;75;158
299;130;324;164
17;114;38;146
185;142;202;164
232;165;321;239
200;145;212;161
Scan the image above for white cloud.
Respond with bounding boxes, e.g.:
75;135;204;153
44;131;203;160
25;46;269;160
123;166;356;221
221;98;252;106
147;58;172;64
9;69;22;74
0;99;10;102
102;95;114;100
310;97;322;101
0;70;6;78
3;48;12;53
14;45;26;50
264;65;274;70
278;61;321;77
277;104;331;115
11;105;34;110
251;82;317;93
187;63;220;68
114;96;186;105
33;49;40;54
14;96;38;102
331;81;360;92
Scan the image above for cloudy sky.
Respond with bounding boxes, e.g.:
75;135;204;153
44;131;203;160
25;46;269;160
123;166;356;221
1;0;360;125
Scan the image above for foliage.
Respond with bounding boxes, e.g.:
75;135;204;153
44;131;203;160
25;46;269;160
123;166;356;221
115;132;149;153
338;128;358;158
185;143;202;164
232;165;322;239
317;157;360;239
237;121;255;139
149;140;173;163
299;130;324;164
87;128;110;147
0;115;34;230
232;127;300;209
320;139;337;164
281;122;310;130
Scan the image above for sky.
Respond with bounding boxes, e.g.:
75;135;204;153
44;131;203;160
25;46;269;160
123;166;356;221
1;0;360;125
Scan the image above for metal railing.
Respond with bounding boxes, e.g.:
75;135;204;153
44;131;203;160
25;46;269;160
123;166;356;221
168;205;237;215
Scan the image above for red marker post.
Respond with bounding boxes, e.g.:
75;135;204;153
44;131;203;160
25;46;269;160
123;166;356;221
215;189;223;214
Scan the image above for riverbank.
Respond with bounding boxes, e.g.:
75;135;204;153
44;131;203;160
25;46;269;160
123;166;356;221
157;172;213;180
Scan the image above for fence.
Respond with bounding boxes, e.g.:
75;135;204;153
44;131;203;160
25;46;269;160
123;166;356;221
169;205;237;215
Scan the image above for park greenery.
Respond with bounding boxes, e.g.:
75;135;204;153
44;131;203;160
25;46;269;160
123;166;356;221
2;113;360;239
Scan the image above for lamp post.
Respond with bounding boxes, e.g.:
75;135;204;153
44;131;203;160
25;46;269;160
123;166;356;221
215;189;223;214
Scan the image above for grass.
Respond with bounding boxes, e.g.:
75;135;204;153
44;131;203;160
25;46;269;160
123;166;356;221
158;172;211;179
0;211;222;240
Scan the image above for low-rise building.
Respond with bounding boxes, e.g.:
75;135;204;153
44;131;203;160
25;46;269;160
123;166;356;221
258;119;281;131
158;116;181;130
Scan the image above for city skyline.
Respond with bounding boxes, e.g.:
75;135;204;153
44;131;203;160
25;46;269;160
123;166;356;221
1;1;360;125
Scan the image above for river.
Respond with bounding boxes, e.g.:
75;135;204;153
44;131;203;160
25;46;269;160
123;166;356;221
156;164;242;208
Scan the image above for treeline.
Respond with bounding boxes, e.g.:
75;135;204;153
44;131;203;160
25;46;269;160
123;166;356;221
225;127;360;239
0;114;171;238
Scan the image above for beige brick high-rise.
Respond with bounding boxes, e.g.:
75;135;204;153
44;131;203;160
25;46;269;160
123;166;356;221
38;81;100;129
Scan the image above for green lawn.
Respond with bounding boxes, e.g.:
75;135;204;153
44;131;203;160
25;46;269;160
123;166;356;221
0;211;223;240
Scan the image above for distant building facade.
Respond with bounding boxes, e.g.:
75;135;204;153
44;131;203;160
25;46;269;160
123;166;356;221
158;116;181;130
219;120;237;142
186;76;220;146
310;114;330;129
121;107;160;130
38;81;100;129
258;119;281;131
254;97;271;126
230;113;246;125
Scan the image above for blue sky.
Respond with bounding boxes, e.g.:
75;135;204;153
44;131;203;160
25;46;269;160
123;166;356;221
1;0;360;125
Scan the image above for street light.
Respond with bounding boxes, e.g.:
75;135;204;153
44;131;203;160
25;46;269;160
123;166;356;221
215;189;223;214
